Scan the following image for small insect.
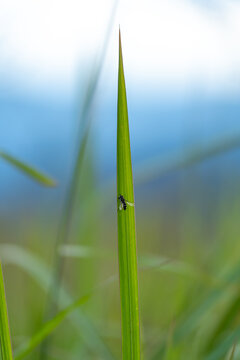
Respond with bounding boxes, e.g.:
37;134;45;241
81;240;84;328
118;194;135;211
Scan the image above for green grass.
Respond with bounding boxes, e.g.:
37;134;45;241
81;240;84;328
0;263;13;360
2;26;240;360
39;3;118;359
0;149;55;360
0;151;56;187
0;244;114;359
117;31;141;360
229;344;236;360
14;294;89;360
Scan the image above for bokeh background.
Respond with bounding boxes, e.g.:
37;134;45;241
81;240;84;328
1;0;240;359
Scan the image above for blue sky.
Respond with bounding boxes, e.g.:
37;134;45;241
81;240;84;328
1;0;240;206
0;0;240;99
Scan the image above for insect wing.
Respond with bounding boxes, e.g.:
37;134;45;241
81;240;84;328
119;203;124;211
126;200;135;207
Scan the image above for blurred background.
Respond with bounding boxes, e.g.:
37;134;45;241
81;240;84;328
1;0;240;359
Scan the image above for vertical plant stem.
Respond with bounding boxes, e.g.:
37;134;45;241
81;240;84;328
39;3;119;359
0;263;13;360
117;30;141;360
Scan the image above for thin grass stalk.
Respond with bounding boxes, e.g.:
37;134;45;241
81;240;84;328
117;30;141;360
39;3;119;359
15;295;89;360
0;263;13;360
0;151;56;187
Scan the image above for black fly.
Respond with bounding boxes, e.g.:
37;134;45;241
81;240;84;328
118;194;134;211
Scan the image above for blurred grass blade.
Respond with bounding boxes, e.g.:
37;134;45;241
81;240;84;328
94;132;240;212
0;262;13;360
228;344;236;360
135;133;240;186
40;4;119;360
0;244;52;290
204;326;240;360
15;294;89;360
59;244;109;259
0;244;114;359
204;294;240;354
139;254;211;282
151;263;240;360
117;30;141;359
59;245;213;284
0;151;56;187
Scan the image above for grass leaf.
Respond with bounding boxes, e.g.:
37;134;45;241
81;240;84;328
134;133;240;185
228;344;236;360
204;326;240;360
0;244;114;359
0;262;13;360
14;294;89;360
0;151;56;187
117;30;141;359
150;263;240;360
39;4;119;360
204;294;240;354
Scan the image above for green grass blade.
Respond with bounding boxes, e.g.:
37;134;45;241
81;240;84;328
0;151;56;187
204;294;240;354
0;262;13;360
14;294;89;360
59;244;109;259
150;263;240;360
135;133;240;186
228;344;236;360
117;30;141;360
59;245;214;285
40;5;119;360
0;244;114;359
204;326;240;360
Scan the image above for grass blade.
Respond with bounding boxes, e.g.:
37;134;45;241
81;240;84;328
40;4;119;360
59;245;211;282
135;133;240;185
0;262;13;360
228;344;236;360
204;326;240;360
14;294;89;360
117;30;141;359
0;151;56;187
204;294;240;354
0;244;113;359
150;263;240;360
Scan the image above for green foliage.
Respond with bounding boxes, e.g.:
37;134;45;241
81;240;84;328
117;31;141;360
2;20;240;360
0;145;56;360
15;294;89;360
39;4;119;359
0;151;56;187
0;263;13;360
228;344;236;360
0;244;114;359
